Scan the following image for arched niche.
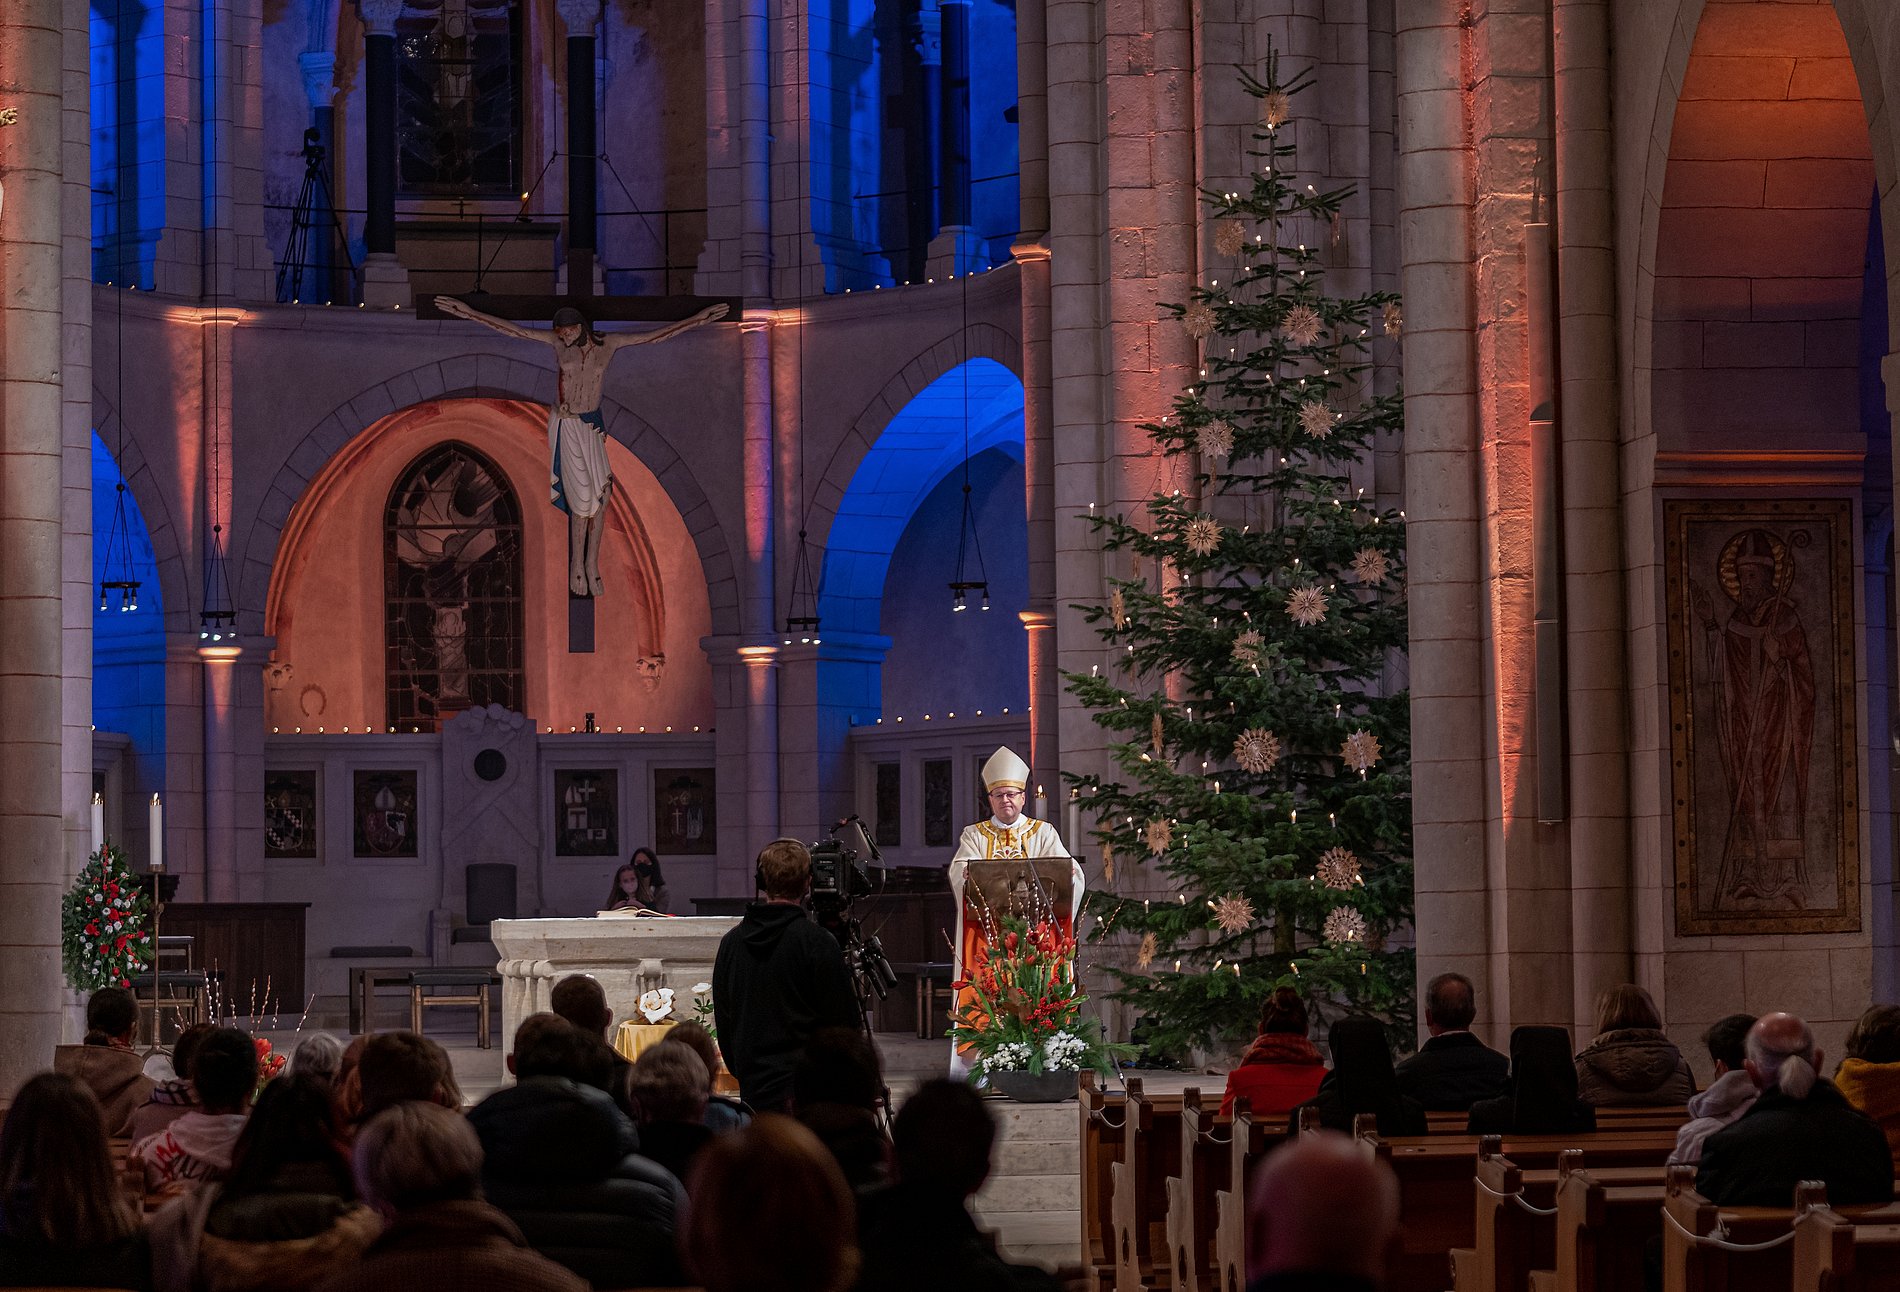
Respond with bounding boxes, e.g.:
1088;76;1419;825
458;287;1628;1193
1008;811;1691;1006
264;397;713;733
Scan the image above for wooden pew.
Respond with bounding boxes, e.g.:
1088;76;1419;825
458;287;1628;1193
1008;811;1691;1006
1163;1087;1230;1292
1659;1170;1900;1292
1110;1079;1184;1292
1081;1073;1126;1292
1532;1155;1668;1292
1794;1204;1900;1291
1213;1101;1274;1292
1451;1145;1665;1292
1375;1130;1680;1292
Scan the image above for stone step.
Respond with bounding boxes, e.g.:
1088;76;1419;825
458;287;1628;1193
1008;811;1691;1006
976;1172;1084;1214
974;1208;1082;1249
995;1138;1077;1174
997;1242;1083;1273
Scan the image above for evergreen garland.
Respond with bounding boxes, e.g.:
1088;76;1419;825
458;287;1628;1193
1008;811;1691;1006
1067;53;1414;1062
61;843;154;993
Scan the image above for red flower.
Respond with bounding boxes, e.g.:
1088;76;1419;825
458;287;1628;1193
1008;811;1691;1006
1005;932;1018;952
119;978;130;987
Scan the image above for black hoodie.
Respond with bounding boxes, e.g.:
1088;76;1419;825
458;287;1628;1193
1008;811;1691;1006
712;903;861;1112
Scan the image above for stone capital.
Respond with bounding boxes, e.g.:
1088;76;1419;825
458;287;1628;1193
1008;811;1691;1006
555;0;599;35
356;0;403;36
909;8;940;64
297;52;336;111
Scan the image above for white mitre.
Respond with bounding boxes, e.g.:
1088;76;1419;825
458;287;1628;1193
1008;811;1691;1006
981;745;1029;792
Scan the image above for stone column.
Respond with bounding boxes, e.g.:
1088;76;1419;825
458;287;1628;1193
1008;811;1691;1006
1553;0;1632;1022
62;0;96;904
903;4;940;284
925;0;984;275
200;645;241;901
1013;0;1047;240
0;0;77;1090
357;0;408;306
297;52;338;304
694;0;770;298
1395;0;1493;1037
558;0;599;296
1015;237;1058;803
740;318;775;638
740;646;779;873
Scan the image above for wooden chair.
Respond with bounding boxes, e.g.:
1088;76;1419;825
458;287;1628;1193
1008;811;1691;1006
407;968;497;1048
1794;1203;1900;1291
1164;1087;1230;1292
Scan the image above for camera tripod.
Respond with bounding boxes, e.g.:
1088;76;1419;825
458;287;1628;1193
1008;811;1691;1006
818;904;899;1125
276;128;355;304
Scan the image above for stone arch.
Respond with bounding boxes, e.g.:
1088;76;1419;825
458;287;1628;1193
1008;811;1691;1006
241;355;740;638
92;384;191;634
1629;0;1900;426
802;319;1022;559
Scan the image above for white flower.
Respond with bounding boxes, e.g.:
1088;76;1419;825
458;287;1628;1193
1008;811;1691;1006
637;987;675;1024
692;982;712;995
1043;1031;1089;1072
989;1042;1033;1072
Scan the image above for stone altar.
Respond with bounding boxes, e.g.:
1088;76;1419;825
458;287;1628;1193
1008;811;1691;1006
491;915;739;1047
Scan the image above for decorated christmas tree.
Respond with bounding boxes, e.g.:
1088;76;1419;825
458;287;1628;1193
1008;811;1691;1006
1067;55;1413;1062
61;843;154;992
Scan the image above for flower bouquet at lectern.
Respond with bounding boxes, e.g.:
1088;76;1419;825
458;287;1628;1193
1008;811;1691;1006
949;913;1131;1098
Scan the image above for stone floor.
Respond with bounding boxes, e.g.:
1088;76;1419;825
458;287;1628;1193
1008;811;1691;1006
231;1014;1221;1273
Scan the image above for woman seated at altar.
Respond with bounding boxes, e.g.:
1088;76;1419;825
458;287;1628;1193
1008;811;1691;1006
1220;987;1327;1117
604;849;669;913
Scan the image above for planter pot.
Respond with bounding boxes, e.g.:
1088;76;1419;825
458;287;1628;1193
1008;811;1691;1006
986;1070;1079;1103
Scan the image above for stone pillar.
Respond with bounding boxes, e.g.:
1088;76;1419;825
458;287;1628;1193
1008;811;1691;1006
1395;0;1494;1037
741;646;780;874
558;0;599;296
1553;0;1632;1022
740;318;775;637
903;4;940;284
694;0;770;298
357;0;408;307
1013;0;1047;241
1015;237;1058;802
297;52;338;304
199;645;241;901
0;0;77;1089
925;0;984;276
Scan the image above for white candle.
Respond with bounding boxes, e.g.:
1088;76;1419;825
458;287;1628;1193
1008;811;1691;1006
149;794;164;871
1066;789;1082;855
90;793;105;855
1033;784;1047;822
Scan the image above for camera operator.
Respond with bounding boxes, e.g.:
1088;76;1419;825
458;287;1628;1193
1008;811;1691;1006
712;839;862;1113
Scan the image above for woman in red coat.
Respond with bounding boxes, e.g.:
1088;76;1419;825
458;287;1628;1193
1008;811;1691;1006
1220;987;1327;1117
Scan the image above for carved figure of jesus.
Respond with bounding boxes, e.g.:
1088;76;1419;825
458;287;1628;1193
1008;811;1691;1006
434;296;728;596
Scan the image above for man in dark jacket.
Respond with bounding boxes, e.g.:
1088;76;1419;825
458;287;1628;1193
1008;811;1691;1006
712;839;861;1112
856;1080;1060;1292
467;1014;685;1288
1392;973;1508;1112
1696;1012;1895;1208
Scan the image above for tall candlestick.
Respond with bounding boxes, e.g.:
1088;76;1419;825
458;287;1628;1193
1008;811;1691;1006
90;793;105;855
149;794;164;871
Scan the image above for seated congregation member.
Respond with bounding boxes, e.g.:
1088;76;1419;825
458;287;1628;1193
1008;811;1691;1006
286;1033;345;1091
1833;1003;1900;1164
1668;1012;1759;1167
53;986;155;1136
1393;973;1508;1112
1220;987;1327;1118
1466;1027;1596;1136
1291;1017;1425;1138
132;1027;258;1194
666;1019;751;1132
331;1035;371;1129
1245;1130;1401;1292
313;1103;586;1292
793;1028;892;1195
627;1042;715;1185
467;1013;684;1289
548;972;636;1119
713;839;862;1112
1574;984;1694;1107
354;1031;462;1124
855;1081;1061;1292
147;1075;379;1292
128;1023;216;1142
0;1073;151;1290
683;1115;859;1292
1696;1012;1894;1208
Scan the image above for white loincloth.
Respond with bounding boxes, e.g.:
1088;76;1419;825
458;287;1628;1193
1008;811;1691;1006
548;410;612;519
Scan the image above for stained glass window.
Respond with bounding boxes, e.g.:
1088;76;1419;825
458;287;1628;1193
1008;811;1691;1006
385;442;524;732
396;0;521;197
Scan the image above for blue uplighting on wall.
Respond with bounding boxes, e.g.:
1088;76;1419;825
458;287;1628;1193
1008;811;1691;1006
89;0;164;288
91;432;166;768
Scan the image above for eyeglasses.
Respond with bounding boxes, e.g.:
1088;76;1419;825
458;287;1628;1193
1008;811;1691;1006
989;789;1026;801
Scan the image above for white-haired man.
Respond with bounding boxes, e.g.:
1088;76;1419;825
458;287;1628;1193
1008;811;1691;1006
1695;1011;1893;1207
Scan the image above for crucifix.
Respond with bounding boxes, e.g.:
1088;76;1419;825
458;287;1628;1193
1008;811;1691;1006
434;295;728;599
